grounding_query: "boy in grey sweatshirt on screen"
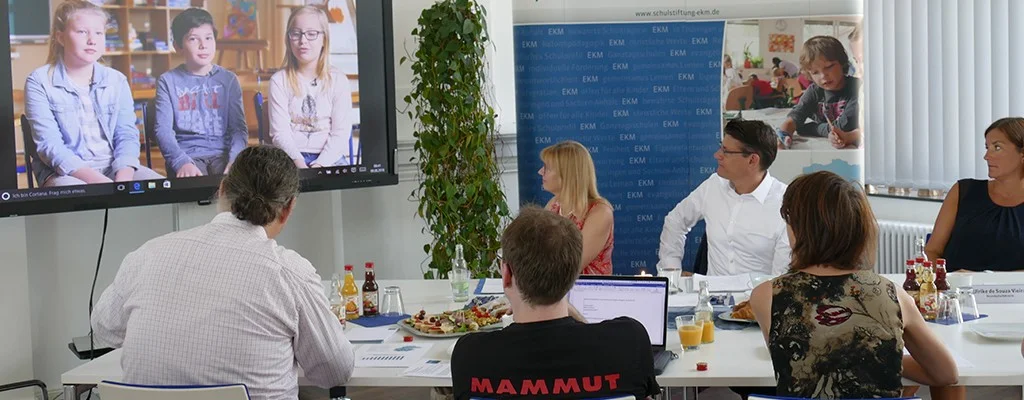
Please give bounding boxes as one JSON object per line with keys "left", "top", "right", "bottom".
{"left": 154, "top": 8, "right": 248, "bottom": 178}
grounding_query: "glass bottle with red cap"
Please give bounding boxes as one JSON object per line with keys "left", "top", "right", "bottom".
{"left": 902, "top": 259, "right": 920, "bottom": 308}
{"left": 934, "top": 259, "right": 949, "bottom": 292}
{"left": 362, "top": 262, "right": 379, "bottom": 316}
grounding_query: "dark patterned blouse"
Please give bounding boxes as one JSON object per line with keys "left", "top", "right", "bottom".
{"left": 769, "top": 271, "right": 904, "bottom": 399}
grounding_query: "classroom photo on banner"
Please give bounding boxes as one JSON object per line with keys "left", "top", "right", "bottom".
{"left": 722, "top": 16, "right": 862, "bottom": 153}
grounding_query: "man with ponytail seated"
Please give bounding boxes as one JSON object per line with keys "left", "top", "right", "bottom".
{"left": 91, "top": 146, "right": 355, "bottom": 400}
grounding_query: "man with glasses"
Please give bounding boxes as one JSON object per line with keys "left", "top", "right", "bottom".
{"left": 452, "top": 206, "right": 661, "bottom": 400}
{"left": 657, "top": 119, "right": 791, "bottom": 277}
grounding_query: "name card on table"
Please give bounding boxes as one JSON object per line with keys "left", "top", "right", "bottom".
{"left": 972, "top": 284, "right": 1024, "bottom": 304}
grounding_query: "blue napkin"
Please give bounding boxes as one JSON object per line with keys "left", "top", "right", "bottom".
{"left": 928, "top": 313, "right": 988, "bottom": 325}
{"left": 347, "top": 314, "right": 411, "bottom": 328}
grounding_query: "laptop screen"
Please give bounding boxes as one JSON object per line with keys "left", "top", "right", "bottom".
{"left": 567, "top": 276, "right": 669, "bottom": 347}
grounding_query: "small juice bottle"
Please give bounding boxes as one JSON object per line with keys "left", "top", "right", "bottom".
{"left": 701, "top": 317, "right": 715, "bottom": 343}
{"left": 342, "top": 265, "right": 360, "bottom": 320}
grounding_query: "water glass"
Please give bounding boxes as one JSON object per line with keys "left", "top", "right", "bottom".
{"left": 958, "top": 288, "right": 980, "bottom": 320}
{"left": 449, "top": 268, "right": 471, "bottom": 302}
{"left": 660, "top": 267, "right": 682, "bottom": 293}
{"left": 678, "top": 276, "right": 694, "bottom": 293}
{"left": 380, "top": 286, "right": 405, "bottom": 317}
{"left": 938, "top": 292, "right": 963, "bottom": 324}
{"left": 675, "top": 315, "right": 703, "bottom": 352}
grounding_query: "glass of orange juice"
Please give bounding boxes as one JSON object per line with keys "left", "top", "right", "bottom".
{"left": 675, "top": 315, "right": 703, "bottom": 352}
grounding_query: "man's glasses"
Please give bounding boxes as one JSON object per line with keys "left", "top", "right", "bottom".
{"left": 717, "top": 143, "right": 751, "bottom": 156}
{"left": 288, "top": 30, "right": 324, "bottom": 42}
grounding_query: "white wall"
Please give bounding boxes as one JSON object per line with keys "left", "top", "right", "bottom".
{"left": 0, "top": 218, "right": 32, "bottom": 399}
{"left": 760, "top": 18, "right": 804, "bottom": 68}
{"left": 869, "top": 196, "right": 941, "bottom": 226}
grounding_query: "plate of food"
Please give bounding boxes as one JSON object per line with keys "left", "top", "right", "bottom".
{"left": 718, "top": 300, "right": 758, "bottom": 323}
{"left": 399, "top": 298, "right": 511, "bottom": 338}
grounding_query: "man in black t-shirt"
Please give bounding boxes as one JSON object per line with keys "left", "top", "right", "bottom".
{"left": 451, "top": 206, "right": 660, "bottom": 400}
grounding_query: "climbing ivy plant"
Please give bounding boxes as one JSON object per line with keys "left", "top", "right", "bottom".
{"left": 402, "top": 0, "right": 509, "bottom": 279}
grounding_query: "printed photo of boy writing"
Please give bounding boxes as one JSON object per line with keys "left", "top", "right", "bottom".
{"left": 777, "top": 35, "right": 861, "bottom": 149}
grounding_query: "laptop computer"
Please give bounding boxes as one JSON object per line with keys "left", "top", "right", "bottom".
{"left": 567, "top": 275, "right": 674, "bottom": 374}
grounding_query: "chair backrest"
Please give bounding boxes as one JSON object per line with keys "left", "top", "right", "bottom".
{"left": 693, "top": 232, "right": 709, "bottom": 275}
{"left": 140, "top": 102, "right": 152, "bottom": 168}
{"left": 99, "top": 381, "right": 250, "bottom": 400}
{"left": 725, "top": 84, "right": 754, "bottom": 110}
{"left": 748, "top": 396, "right": 920, "bottom": 400}
{"left": 19, "top": 114, "right": 36, "bottom": 188}
{"left": 253, "top": 92, "right": 267, "bottom": 145}
{"left": 0, "top": 379, "right": 48, "bottom": 400}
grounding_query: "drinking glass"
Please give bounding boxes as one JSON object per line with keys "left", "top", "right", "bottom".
{"left": 380, "top": 286, "right": 405, "bottom": 317}
{"left": 660, "top": 266, "right": 682, "bottom": 293}
{"left": 675, "top": 315, "right": 703, "bottom": 352}
{"left": 678, "top": 276, "right": 693, "bottom": 293}
{"left": 449, "top": 268, "right": 471, "bottom": 302}
{"left": 958, "top": 288, "right": 980, "bottom": 320}
{"left": 938, "top": 292, "right": 963, "bottom": 324}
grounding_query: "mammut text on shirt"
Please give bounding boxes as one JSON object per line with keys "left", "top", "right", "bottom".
{"left": 452, "top": 316, "right": 660, "bottom": 400}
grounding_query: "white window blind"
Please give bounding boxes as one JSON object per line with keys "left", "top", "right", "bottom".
{"left": 864, "top": 0, "right": 1024, "bottom": 190}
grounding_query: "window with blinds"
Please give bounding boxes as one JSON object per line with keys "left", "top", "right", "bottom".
{"left": 863, "top": 0, "right": 1024, "bottom": 192}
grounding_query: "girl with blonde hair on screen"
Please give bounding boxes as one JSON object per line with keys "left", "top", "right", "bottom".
{"left": 24, "top": 0, "right": 163, "bottom": 187}
{"left": 539, "top": 141, "right": 614, "bottom": 275}
{"left": 269, "top": 6, "right": 355, "bottom": 169}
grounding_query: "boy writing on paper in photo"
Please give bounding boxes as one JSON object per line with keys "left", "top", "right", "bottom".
{"left": 154, "top": 8, "right": 248, "bottom": 178}
{"left": 777, "top": 36, "right": 861, "bottom": 150}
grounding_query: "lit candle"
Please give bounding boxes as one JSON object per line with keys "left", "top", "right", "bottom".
{"left": 638, "top": 270, "right": 651, "bottom": 277}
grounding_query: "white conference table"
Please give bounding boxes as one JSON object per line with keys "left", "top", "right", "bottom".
{"left": 62, "top": 275, "right": 1024, "bottom": 397}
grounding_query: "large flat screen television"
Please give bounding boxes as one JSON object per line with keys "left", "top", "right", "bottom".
{"left": 0, "top": 0, "right": 396, "bottom": 217}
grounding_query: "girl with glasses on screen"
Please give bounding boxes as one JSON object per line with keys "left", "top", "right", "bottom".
{"left": 24, "top": 0, "right": 164, "bottom": 187}
{"left": 269, "top": 6, "right": 356, "bottom": 169}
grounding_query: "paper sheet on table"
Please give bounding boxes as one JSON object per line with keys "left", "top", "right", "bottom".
{"left": 355, "top": 343, "right": 432, "bottom": 368}
{"left": 692, "top": 274, "right": 751, "bottom": 292}
{"left": 476, "top": 279, "right": 504, "bottom": 294}
{"left": 669, "top": 293, "right": 699, "bottom": 307}
{"left": 903, "top": 347, "right": 975, "bottom": 368}
{"left": 403, "top": 359, "right": 452, "bottom": 378}
{"left": 345, "top": 326, "right": 399, "bottom": 343}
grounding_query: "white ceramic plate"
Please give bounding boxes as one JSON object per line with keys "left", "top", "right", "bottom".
{"left": 718, "top": 312, "right": 758, "bottom": 324}
{"left": 969, "top": 323, "right": 1024, "bottom": 341}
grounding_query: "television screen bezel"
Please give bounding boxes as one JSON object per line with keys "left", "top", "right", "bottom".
{"left": 0, "top": 0, "right": 397, "bottom": 217}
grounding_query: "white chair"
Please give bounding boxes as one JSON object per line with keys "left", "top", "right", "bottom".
{"left": 98, "top": 381, "right": 250, "bottom": 400}
{"left": 748, "top": 396, "right": 919, "bottom": 400}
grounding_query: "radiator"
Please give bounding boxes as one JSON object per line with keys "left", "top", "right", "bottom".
{"left": 876, "top": 220, "right": 932, "bottom": 274}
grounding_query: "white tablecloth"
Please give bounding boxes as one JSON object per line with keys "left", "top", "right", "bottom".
{"left": 62, "top": 275, "right": 1024, "bottom": 388}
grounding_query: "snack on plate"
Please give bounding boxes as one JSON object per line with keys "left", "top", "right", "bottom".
{"left": 731, "top": 300, "right": 755, "bottom": 320}
{"left": 404, "top": 305, "right": 503, "bottom": 335}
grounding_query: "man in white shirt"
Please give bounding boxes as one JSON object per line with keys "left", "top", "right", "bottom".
{"left": 91, "top": 146, "right": 354, "bottom": 400}
{"left": 658, "top": 119, "right": 791, "bottom": 276}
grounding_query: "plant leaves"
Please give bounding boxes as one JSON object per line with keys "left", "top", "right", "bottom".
{"left": 407, "top": 0, "right": 508, "bottom": 279}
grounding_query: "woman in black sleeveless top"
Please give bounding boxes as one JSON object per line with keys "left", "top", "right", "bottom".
{"left": 927, "top": 118, "right": 1024, "bottom": 271}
